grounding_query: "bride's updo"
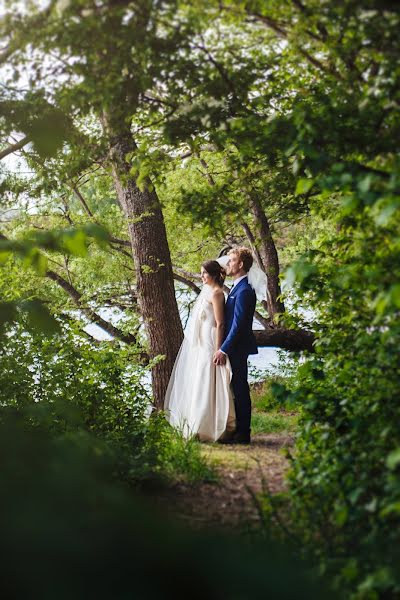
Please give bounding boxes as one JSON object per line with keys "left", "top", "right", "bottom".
{"left": 202, "top": 260, "right": 226, "bottom": 288}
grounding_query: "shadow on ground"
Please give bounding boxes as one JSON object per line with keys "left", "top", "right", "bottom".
{"left": 154, "top": 432, "right": 294, "bottom": 531}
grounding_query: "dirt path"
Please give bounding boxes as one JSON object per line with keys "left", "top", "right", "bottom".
{"left": 158, "top": 433, "right": 294, "bottom": 532}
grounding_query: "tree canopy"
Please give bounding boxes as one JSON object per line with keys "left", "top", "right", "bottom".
{"left": 1, "top": 0, "right": 399, "bottom": 597}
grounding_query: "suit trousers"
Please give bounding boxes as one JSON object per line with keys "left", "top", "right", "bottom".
{"left": 229, "top": 351, "right": 251, "bottom": 436}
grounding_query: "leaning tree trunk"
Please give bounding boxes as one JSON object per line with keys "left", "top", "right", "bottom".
{"left": 248, "top": 194, "right": 285, "bottom": 321}
{"left": 104, "top": 117, "right": 183, "bottom": 408}
{"left": 254, "top": 327, "right": 315, "bottom": 352}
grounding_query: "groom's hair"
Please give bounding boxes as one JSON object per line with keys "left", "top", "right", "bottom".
{"left": 229, "top": 247, "right": 253, "bottom": 272}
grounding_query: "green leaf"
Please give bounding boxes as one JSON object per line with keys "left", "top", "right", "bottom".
{"left": 358, "top": 174, "right": 373, "bottom": 194}
{"left": 389, "top": 284, "right": 400, "bottom": 309}
{"left": 340, "top": 195, "right": 360, "bottom": 216}
{"left": 295, "top": 178, "right": 314, "bottom": 195}
{"left": 0, "top": 301, "right": 18, "bottom": 327}
{"left": 386, "top": 448, "right": 400, "bottom": 470}
{"left": 82, "top": 224, "right": 111, "bottom": 245}
{"left": 62, "top": 230, "right": 88, "bottom": 257}
{"left": 21, "top": 300, "right": 61, "bottom": 334}
{"left": 30, "top": 250, "right": 49, "bottom": 275}
{"left": 285, "top": 257, "right": 317, "bottom": 287}
{"left": 348, "top": 487, "right": 363, "bottom": 505}
{"left": 0, "top": 250, "right": 11, "bottom": 264}
{"left": 334, "top": 505, "right": 348, "bottom": 527}
{"left": 372, "top": 196, "right": 400, "bottom": 226}
{"left": 380, "top": 502, "right": 400, "bottom": 517}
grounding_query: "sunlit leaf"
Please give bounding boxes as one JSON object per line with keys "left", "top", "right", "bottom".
{"left": 295, "top": 178, "right": 314, "bottom": 196}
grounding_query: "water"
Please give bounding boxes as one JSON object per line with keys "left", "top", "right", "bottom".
{"left": 84, "top": 308, "right": 283, "bottom": 387}
{"left": 249, "top": 348, "right": 281, "bottom": 370}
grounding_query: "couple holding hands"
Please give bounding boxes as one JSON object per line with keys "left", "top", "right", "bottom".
{"left": 165, "top": 247, "right": 267, "bottom": 445}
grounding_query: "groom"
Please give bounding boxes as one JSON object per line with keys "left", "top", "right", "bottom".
{"left": 213, "top": 247, "right": 258, "bottom": 444}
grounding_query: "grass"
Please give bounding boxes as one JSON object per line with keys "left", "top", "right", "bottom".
{"left": 251, "top": 376, "right": 291, "bottom": 412}
{"left": 201, "top": 446, "right": 253, "bottom": 469}
{"left": 165, "top": 376, "right": 299, "bottom": 481}
{"left": 198, "top": 407, "right": 296, "bottom": 475}
{"left": 249, "top": 375, "right": 299, "bottom": 435}
{"left": 251, "top": 410, "right": 298, "bottom": 435}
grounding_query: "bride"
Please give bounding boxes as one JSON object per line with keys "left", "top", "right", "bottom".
{"left": 164, "top": 260, "right": 236, "bottom": 442}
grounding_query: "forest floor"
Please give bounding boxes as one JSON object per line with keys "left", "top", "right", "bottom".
{"left": 159, "top": 429, "right": 295, "bottom": 532}
{"left": 155, "top": 382, "right": 298, "bottom": 533}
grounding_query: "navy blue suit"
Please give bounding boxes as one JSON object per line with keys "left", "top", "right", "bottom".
{"left": 221, "top": 277, "right": 258, "bottom": 437}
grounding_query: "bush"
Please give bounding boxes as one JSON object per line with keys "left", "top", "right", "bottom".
{"left": 0, "top": 407, "right": 333, "bottom": 599}
{"left": 265, "top": 208, "right": 400, "bottom": 598}
{"left": 252, "top": 361, "right": 301, "bottom": 413}
{"left": 0, "top": 322, "right": 211, "bottom": 487}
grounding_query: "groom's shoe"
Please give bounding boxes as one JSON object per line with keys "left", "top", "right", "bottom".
{"left": 219, "top": 432, "right": 251, "bottom": 445}
{"left": 218, "top": 431, "right": 236, "bottom": 444}
{"left": 231, "top": 432, "right": 251, "bottom": 445}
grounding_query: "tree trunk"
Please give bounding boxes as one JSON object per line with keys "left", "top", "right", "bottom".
{"left": 254, "top": 327, "right": 315, "bottom": 352}
{"left": 103, "top": 118, "right": 183, "bottom": 408}
{"left": 248, "top": 195, "right": 285, "bottom": 321}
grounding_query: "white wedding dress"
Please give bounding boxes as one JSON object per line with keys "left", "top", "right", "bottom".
{"left": 164, "top": 284, "right": 236, "bottom": 442}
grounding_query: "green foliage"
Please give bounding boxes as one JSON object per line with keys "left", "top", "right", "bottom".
{"left": 0, "top": 224, "right": 112, "bottom": 334}
{"left": 0, "top": 322, "right": 210, "bottom": 487}
{"left": 1, "top": 0, "right": 400, "bottom": 596}
{"left": 0, "top": 224, "right": 111, "bottom": 265}
{"left": 252, "top": 373, "right": 300, "bottom": 412}
{"left": 0, "top": 298, "right": 61, "bottom": 334}
{"left": 270, "top": 159, "right": 400, "bottom": 598}
{"left": 0, "top": 405, "right": 333, "bottom": 599}
{"left": 141, "top": 412, "right": 216, "bottom": 485}
{"left": 251, "top": 411, "right": 298, "bottom": 436}
{"left": 0, "top": 92, "right": 73, "bottom": 158}
{"left": 251, "top": 374, "right": 299, "bottom": 435}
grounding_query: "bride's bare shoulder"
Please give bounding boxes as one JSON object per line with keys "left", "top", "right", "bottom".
{"left": 210, "top": 287, "right": 224, "bottom": 301}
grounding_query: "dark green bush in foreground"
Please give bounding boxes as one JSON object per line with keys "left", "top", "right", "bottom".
{"left": 0, "top": 322, "right": 211, "bottom": 487}
{"left": 267, "top": 201, "right": 400, "bottom": 598}
{"left": 0, "top": 407, "right": 333, "bottom": 599}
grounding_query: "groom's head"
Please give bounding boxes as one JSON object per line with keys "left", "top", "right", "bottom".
{"left": 226, "top": 247, "right": 253, "bottom": 278}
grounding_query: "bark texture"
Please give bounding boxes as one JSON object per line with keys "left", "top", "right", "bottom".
{"left": 248, "top": 195, "right": 285, "bottom": 320}
{"left": 254, "top": 327, "right": 315, "bottom": 352}
{"left": 104, "top": 119, "right": 183, "bottom": 408}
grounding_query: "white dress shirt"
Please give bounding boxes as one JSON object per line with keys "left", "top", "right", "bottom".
{"left": 231, "top": 274, "right": 247, "bottom": 289}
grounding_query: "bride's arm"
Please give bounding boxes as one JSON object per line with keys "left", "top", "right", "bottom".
{"left": 211, "top": 290, "right": 225, "bottom": 351}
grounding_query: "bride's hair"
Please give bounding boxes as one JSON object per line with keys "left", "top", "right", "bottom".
{"left": 202, "top": 260, "right": 226, "bottom": 287}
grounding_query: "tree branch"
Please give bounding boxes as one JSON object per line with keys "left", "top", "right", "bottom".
{"left": 221, "top": 4, "right": 344, "bottom": 81}
{"left": 0, "top": 230, "right": 147, "bottom": 359}
{"left": 173, "top": 266, "right": 202, "bottom": 284}
{"left": 71, "top": 185, "right": 94, "bottom": 217}
{"left": 191, "top": 39, "right": 237, "bottom": 95}
{"left": 0, "top": 135, "right": 31, "bottom": 160}
{"left": 173, "top": 271, "right": 201, "bottom": 293}
{"left": 69, "top": 184, "right": 134, "bottom": 257}
{"left": 45, "top": 269, "right": 148, "bottom": 358}
{"left": 254, "top": 327, "right": 315, "bottom": 352}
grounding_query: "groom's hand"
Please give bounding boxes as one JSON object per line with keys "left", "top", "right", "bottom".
{"left": 213, "top": 350, "right": 226, "bottom": 365}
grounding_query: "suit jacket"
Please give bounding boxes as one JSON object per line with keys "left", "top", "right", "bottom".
{"left": 220, "top": 277, "right": 258, "bottom": 356}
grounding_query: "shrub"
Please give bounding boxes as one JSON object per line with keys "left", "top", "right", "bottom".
{"left": 0, "top": 322, "right": 211, "bottom": 487}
